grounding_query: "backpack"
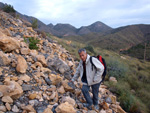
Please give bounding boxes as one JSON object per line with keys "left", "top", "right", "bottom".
{"left": 90, "top": 55, "right": 107, "bottom": 82}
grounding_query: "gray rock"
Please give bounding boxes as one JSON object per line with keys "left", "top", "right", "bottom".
{"left": 87, "top": 110, "right": 97, "bottom": 113}
{"left": 43, "top": 54, "right": 49, "bottom": 59}
{"left": 68, "top": 81, "right": 76, "bottom": 89}
{"left": 29, "top": 100, "right": 39, "bottom": 106}
{"left": 0, "top": 75, "right": 5, "bottom": 82}
{"left": 18, "top": 96, "right": 29, "bottom": 105}
{"left": 36, "top": 106, "right": 47, "bottom": 113}
{"left": 0, "top": 92, "right": 3, "bottom": 97}
{"left": 22, "top": 84, "right": 32, "bottom": 91}
{"left": 45, "top": 77, "right": 52, "bottom": 85}
{"left": 47, "top": 57, "right": 70, "bottom": 74}
{"left": 43, "top": 41, "right": 48, "bottom": 46}
{"left": 105, "top": 97, "right": 112, "bottom": 104}
{"left": 0, "top": 56, "right": 4, "bottom": 66}
{"left": 12, "top": 105, "right": 19, "bottom": 113}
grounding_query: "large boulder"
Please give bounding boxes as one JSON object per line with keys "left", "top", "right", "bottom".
{"left": 62, "top": 80, "right": 75, "bottom": 92}
{"left": 55, "top": 102, "right": 76, "bottom": 113}
{"left": 0, "top": 51, "right": 10, "bottom": 66}
{"left": 47, "top": 57, "right": 71, "bottom": 79}
{"left": 109, "top": 77, "right": 117, "bottom": 83}
{"left": 42, "top": 107, "right": 53, "bottom": 113}
{"left": 48, "top": 74, "right": 62, "bottom": 85}
{"left": 0, "top": 81, "right": 23, "bottom": 99}
{"left": 20, "top": 48, "right": 29, "bottom": 55}
{"left": 0, "top": 32, "right": 20, "bottom": 52}
{"left": 2, "top": 96, "right": 13, "bottom": 103}
{"left": 37, "top": 55, "right": 47, "bottom": 66}
{"left": 61, "top": 96, "right": 76, "bottom": 107}
{"left": 110, "top": 104, "right": 126, "bottom": 113}
{"left": 16, "top": 55, "right": 28, "bottom": 73}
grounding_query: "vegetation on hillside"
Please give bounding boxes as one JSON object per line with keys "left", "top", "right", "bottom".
{"left": 2, "top": 4, "right": 16, "bottom": 17}
{"left": 47, "top": 33, "right": 150, "bottom": 113}
{"left": 64, "top": 25, "right": 150, "bottom": 53}
{"left": 2, "top": 4, "right": 16, "bottom": 13}
{"left": 24, "top": 37, "right": 40, "bottom": 50}
{"left": 121, "top": 41, "right": 150, "bottom": 61}
{"left": 32, "top": 18, "right": 38, "bottom": 29}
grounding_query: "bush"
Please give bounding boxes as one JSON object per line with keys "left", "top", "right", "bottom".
{"left": 32, "top": 19, "right": 38, "bottom": 29}
{"left": 2, "top": 4, "right": 16, "bottom": 17}
{"left": 24, "top": 37, "right": 40, "bottom": 50}
{"left": 84, "top": 45, "right": 95, "bottom": 54}
{"left": 2, "top": 4, "right": 16, "bottom": 13}
{"left": 106, "top": 57, "right": 128, "bottom": 79}
{"left": 106, "top": 81, "right": 147, "bottom": 113}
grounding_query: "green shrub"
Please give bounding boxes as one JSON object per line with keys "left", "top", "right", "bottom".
{"left": 84, "top": 45, "right": 95, "bottom": 54}
{"left": 2, "top": 4, "right": 16, "bottom": 13}
{"left": 24, "top": 37, "right": 40, "bottom": 50}
{"left": 106, "top": 81, "right": 147, "bottom": 113}
{"left": 2, "top": 4, "right": 16, "bottom": 17}
{"left": 106, "top": 57, "right": 128, "bottom": 79}
{"left": 32, "top": 19, "right": 38, "bottom": 29}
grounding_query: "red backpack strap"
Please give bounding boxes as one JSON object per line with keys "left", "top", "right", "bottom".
{"left": 97, "top": 55, "right": 105, "bottom": 69}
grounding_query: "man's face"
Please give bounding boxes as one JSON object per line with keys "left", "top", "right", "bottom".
{"left": 79, "top": 51, "right": 87, "bottom": 62}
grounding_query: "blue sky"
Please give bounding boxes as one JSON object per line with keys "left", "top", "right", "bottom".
{"left": 1, "top": 0, "right": 150, "bottom": 28}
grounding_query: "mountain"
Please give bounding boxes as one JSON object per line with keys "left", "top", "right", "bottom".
{"left": 77, "top": 21, "right": 112, "bottom": 35}
{"left": 65, "top": 24, "right": 150, "bottom": 53}
{"left": 0, "top": 2, "right": 113, "bottom": 37}
{"left": 86, "top": 21, "right": 112, "bottom": 33}
{"left": 52, "top": 23, "right": 77, "bottom": 37}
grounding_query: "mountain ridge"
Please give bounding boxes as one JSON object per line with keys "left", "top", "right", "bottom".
{"left": 0, "top": 2, "right": 113, "bottom": 37}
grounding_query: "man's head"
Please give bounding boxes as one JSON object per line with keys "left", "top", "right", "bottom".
{"left": 78, "top": 48, "right": 87, "bottom": 62}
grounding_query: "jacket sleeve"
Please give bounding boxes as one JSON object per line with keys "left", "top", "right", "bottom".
{"left": 72, "top": 63, "right": 81, "bottom": 81}
{"left": 92, "top": 57, "right": 104, "bottom": 81}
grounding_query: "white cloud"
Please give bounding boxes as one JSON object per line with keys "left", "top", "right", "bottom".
{"left": 1, "top": 0, "right": 150, "bottom": 28}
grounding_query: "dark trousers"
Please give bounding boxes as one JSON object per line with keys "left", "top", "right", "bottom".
{"left": 81, "top": 82, "right": 101, "bottom": 105}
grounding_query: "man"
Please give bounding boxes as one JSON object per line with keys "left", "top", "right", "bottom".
{"left": 72, "top": 48, "right": 104, "bottom": 110}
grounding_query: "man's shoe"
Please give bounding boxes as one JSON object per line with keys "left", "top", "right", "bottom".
{"left": 94, "top": 104, "right": 99, "bottom": 110}
{"left": 83, "top": 103, "right": 92, "bottom": 110}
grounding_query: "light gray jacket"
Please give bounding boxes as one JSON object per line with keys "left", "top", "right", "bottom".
{"left": 72, "top": 54, "right": 104, "bottom": 86}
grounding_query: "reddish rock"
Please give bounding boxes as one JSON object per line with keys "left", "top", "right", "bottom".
{"left": 20, "top": 48, "right": 29, "bottom": 55}
{"left": 16, "top": 55, "right": 27, "bottom": 73}
{"left": 48, "top": 74, "right": 62, "bottom": 85}
{"left": 0, "top": 36, "right": 20, "bottom": 52}
{"left": 2, "top": 96, "right": 13, "bottom": 103}
{"left": 61, "top": 96, "right": 76, "bottom": 107}
{"left": 42, "top": 107, "right": 53, "bottom": 113}
{"left": 57, "top": 86, "right": 65, "bottom": 94}
{"left": 55, "top": 102, "right": 76, "bottom": 113}
{"left": 0, "top": 51, "right": 11, "bottom": 66}
{"left": 37, "top": 55, "right": 47, "bottom": 66}
{"left": 0, "top": 81, "right": 23, "bottom": 99}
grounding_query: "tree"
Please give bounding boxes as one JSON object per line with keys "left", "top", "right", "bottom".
{"left": 24, "top": 37, "right": 40, "bottom": 50}
{"left": 2, "top": 4, "right": 16, "bottom": 17}
{"left": 32, "top": 18, "right": 38, "bottom": 29}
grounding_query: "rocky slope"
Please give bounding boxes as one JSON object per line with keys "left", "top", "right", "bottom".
{"left": 0, "top": 11, "right": 126, "bottom": 113}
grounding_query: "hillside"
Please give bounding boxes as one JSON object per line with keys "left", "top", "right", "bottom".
{"left": 49, "top": 34, "right": 150, "bottom": 113}
{"left": 121, "top": 41, "right": 150, "bottom": 61}
{"left": 64, "top": 24, "right": 150, "bottom": 53}
{"left": 0, "top": 10, "right": 127, "bottom": 113}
